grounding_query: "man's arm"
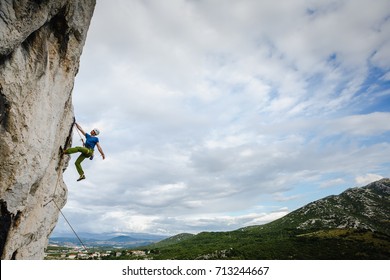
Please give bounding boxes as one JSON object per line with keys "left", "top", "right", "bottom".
{"left": 96, "top": 142, "right": 105, "bottom": 159}
{"left": 75, "top": 123, "right": 86, "bottom": 136}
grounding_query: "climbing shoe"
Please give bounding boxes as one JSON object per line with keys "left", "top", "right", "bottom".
{"left": 77, "top": 174, "right": 86, "bottom": 182}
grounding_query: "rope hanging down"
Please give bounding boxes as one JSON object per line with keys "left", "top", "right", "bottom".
{"left": 44, "top": 169, "right": 87, "bottom": 250}
{"left": 43, "top": 175, "right": 87, "bottom": 251}
{"left": 74, "top": 120, "right": 85, "bottom": 146}
{"left": 52, "top": 200, "right": 87, "bottom": 251}
{"left": 43, "top": 118, "right": 87, "bottom": 250}
{"left": 44, "top": 118, "right": 75, "bottom": 203}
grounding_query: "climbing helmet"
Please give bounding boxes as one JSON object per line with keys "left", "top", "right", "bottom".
{"left": 93, "top": 128, "right": 100, "bottom": 135}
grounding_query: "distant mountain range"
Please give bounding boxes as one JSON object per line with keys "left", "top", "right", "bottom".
{"left": 49, "top": 232, "right": 168, "bottom": 248}
{"left": 141, "top": 178, "right": 390, "bottom": 259}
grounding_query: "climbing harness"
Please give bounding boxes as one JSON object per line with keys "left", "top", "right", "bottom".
{"left": 74, "top": 120, "right": 94, "bottom": 160}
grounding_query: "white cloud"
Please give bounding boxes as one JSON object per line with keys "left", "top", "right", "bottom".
{"left": 327, "top": 112, "right": 390, "bottom": 136}
{"left": 355, "top": 173, "right": 384, "bottom": 186}
{"left": 320, "top": 178, "right": 346, "bottom": 189}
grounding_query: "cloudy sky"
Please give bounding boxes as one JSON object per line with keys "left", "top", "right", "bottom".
{"left": 53, "top": 0, "right": 390, "bottom": 237}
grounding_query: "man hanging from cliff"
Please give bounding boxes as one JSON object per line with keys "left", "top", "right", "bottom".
{"left": 63, "top": 122, "right": 106, "bottom": 181}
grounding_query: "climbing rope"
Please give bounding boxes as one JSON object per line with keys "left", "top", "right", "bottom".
{"left": 52, "top": 199, "right": 87, "bottom": 251}
{"left": 48, "top": 119, "right": 78, "bottom": 199}
{"left": 74, "top": 121, "right": 85, "bottom": 146}
{"left": 49, "top": 118, "right": 77, "bottom": 199}
{"left": 43, "top": 175, "right": 87, "bottom": 251}
{"left": 50, "top": 163, "right": 63, "bottom": 202}
{"left": 43, "top": 118, "right": 87, "bottom": 250}
{"left": 43, "top": 167, "right": 87, "bottom": 251}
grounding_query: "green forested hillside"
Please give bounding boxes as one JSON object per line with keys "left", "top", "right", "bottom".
{"left": 140, "top": 179, "right": 390, "bottom": 260}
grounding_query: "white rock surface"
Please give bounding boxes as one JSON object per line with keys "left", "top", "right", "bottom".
{"left": 0, "top": 0, "right": 95, "bottom": 259}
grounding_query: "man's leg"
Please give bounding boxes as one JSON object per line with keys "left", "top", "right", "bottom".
{"left": 64, "top": 146, "right": 89, "bottom": 155}
{"left": 64, "top": 146, "right": 91, "bottom": 181}
{"left": 75, "top": 153, "right": 88, "bottom": 176}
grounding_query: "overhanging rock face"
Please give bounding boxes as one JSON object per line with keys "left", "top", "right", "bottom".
{"left": 0, "top": 0, "right": 95, "bottom": 259}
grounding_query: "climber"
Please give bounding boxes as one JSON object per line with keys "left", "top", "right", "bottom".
{"left": 63, "top": 122, "right": 106, "bottom": 181}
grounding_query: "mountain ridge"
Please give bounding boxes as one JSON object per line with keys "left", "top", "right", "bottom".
{"left": 263, "top": 178, "right": 390, "bottom": 235}
{"left": 140, "top": 178, "right": 390, "bottom": 259}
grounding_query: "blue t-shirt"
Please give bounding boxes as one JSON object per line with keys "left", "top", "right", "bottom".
{"left": 85, "top": 133, "right": 99, "bottom": 150}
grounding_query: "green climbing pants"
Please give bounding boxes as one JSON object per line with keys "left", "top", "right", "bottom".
{"left": 65, "top": 146, "right": 93, "bottom": 176}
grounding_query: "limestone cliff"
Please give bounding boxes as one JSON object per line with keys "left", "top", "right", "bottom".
{"left": 0, "top": 0, "right": 95, "bottom": 259}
